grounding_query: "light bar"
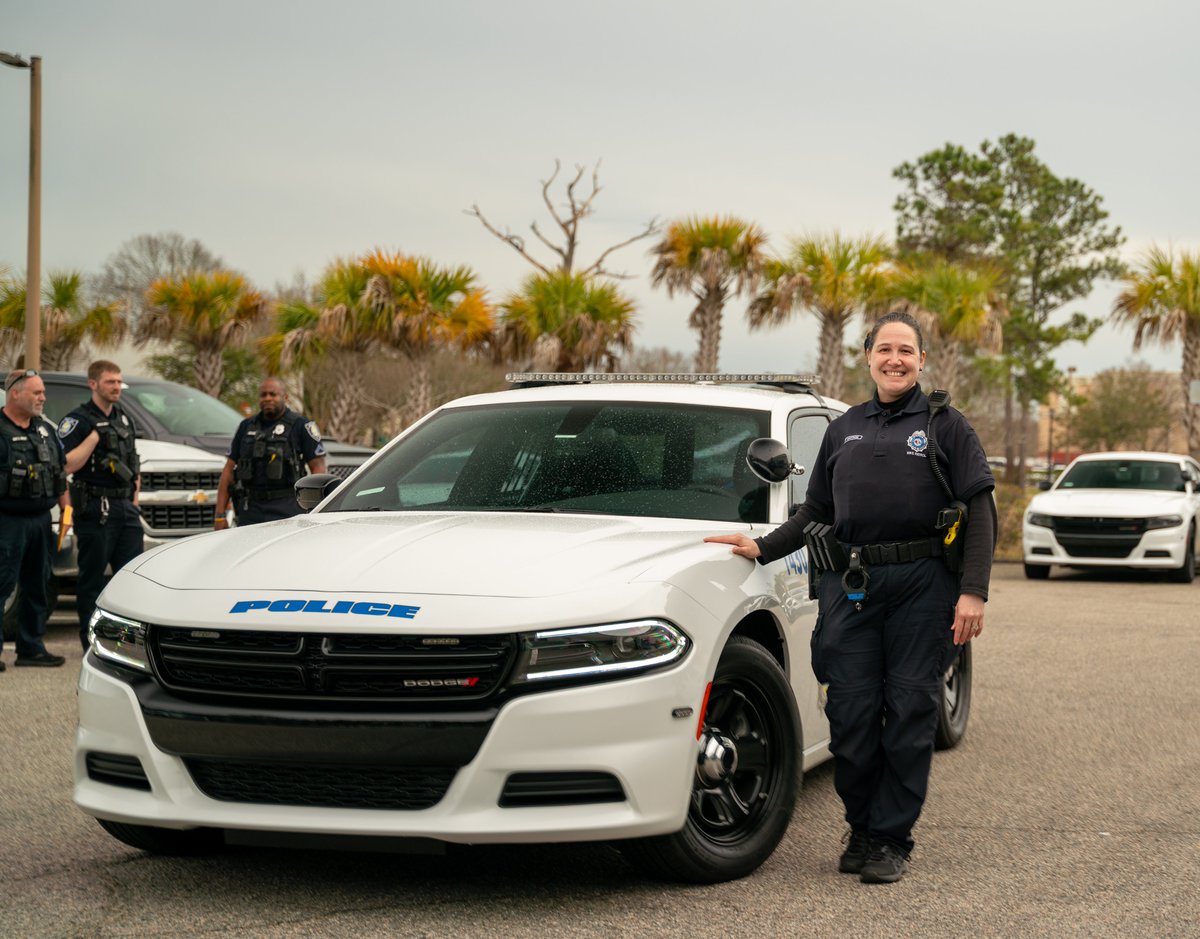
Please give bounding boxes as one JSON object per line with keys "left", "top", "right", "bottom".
{"left": 507, "top": 372, "right": 819, "bottom": 385}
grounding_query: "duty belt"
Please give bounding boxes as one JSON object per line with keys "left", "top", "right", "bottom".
{"left": 74, "top": 483, "right": 135, "bottom": 500}
{"left": 843, "top": 538, "right": 942, "bottom": 565}
{"left": 248, "top": 487, "right": 295, "bottom": 501}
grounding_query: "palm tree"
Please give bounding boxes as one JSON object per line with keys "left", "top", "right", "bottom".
{"left": 262, "top": 257, "right": 379, "bottom": 442}
{"left": 0, "top": 270, "right": 126, "bottom": 371}
{"left": 1112, "top": 246, "right": 1200, "bottom": 456}
{"left": 650, "top": 216, "right": 767, "bottom": 373}
{"left": 140, "top": 271, "right": 267, "bottom": 397}
{"left": 888, "top": 258, "right": 1006, "bottom": 392}
{"left": 360, "top": 250, "right": 494, "bottom": 425}
{"left": 500, "top": 271, "right": 635, "bottom": 372}
{"left": 748, "top": 233, "right": 891, "bottom": 401}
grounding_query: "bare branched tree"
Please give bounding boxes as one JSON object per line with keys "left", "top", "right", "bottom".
{"left": 466, "top": 160, "right": 658, "bottom": 280}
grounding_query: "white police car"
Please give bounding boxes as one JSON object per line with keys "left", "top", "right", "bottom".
{"left": 74, "top": 374, "right": 972, "bottom": 883}
{"left": 1022, "top": 451, "right": 1200, "bottom": 581}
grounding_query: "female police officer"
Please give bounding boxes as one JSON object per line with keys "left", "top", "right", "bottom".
{"left": 706, "top": 310, "right": 995, "bottom": 884}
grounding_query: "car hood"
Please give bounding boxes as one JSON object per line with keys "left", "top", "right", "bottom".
{"left": 124, "top": 511, "right": 740, "bottom": 598}
{"left": 1030, "top": 488, "right": 1188, "bottom": 517}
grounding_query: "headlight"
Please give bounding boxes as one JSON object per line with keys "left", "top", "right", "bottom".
{"left": 89, "top": 608, "right": 151, "bottom": 672}
{"left": 1145, "top": 515, "right": 1184, "bottom": 531}
{"left": 1026, "top": 512, "right": 1054, "bottom": 528}
{"left": 512, "top": 619, "right": 689, "bottom": 684}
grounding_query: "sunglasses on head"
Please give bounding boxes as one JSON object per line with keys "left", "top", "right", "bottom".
{"left": 4, "top": 368, "right": 39, "bottom": 392}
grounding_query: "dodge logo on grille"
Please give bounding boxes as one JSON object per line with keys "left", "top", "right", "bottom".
{"left": 403, "top": 678, "right": 480, "bottom": 688}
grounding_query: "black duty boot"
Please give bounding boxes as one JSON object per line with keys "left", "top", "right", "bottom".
{"left": 859, "top": 841, "right": 910, "bottom": 883}
{"left": 838, "top": 829, "right": 871, "bottom": 874}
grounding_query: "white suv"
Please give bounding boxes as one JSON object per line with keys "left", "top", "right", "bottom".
{"left": 74, "top": 374, "right": 972, "bottom": 882}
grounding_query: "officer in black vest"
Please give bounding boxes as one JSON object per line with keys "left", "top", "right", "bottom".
{"left": 215, "top": 377, "right": 326, "bottom": 528}
{"left": 59, "top": 360, "right": 145, "bottom": 652}
{"left": 1, "top": 369, "right": 68, "bottom": 668}
{"left": 706, "top": 311, "right": 996, "bottom": 885}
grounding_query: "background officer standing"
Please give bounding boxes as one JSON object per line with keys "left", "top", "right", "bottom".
{"left": 0, "top": 370, "right": 68, "bottom": 668}
{"left": 59, "top": 360, "right": 144, "bottom": 652}
{"left": 215, "top": 377, "right": 326, "bottom": 528}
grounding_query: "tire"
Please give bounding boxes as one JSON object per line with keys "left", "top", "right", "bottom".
{"left": 620, "top": 635, "right": 801, "bottom": 884}
{"left": 934, "top": 641, "right": 972, "bottom": 751}
{"left": 2, "top": 576, "right": 60, "bottom": 643}
{"left": 96, "top": 818, "right": 223, "bottom": 855}
{"left": 1167, "top": 525, "right": 1196, "bottom": 584}
{"left": 1023, "top": 563, "right": 1050, "bottom": 580}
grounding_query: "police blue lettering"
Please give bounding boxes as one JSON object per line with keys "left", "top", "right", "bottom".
{"left": 229, "top": 600, "right": 270, "bottom": 614}
{"left": 350, "top": 602, "right": 390, "bottom": 616}
{"left": 270, "top": 600, "right": 307, "bottom": 612}
{"left": 228, "top": 598, "right": 422, "bottom": 617}
{"left": 783, "top": 548, "right": 810, "bottom": 577}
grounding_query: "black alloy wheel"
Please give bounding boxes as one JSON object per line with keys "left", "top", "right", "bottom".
{"left": 934, "top": 640, "right": 972, "bottom": 750}
{"left": 621, "top": 635, "right": 801, "bottom": 883}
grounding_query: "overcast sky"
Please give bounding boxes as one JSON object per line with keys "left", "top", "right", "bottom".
{"left": 3, "top": 0, "right": 1197, "bottom": 381}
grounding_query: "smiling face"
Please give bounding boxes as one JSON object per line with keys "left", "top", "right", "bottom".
{"left": 867, "top": 321, "right": 926, "bottom": 403}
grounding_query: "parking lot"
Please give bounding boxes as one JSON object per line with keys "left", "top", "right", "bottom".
{"left": 1, "top": 563, "right": 1197, "bottom": 939}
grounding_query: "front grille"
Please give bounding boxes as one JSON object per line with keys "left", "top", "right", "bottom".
{"left": 150, "top": 628, "right": 517, "bottom": 706}
{"left": 86, "top": 752, "right": 151, "bottom": 791}
{"left": 143, "top": 504, "right": 216, "bottom": 530}
{"left": 141, "top": 471, "right": 221, "bottom": 491}
{"left": 499, "top": 772, "right": 626, "bottom": 808}
{"left": 185, "top": 758, "right": 455, "bottom": 809}
{"left": 327, "top": 463, "right": 358, "bottom": 479}
{"left": 1052, "top": 516, "right": 1145, "bottom": 559}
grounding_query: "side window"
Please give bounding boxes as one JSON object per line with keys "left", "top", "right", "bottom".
{"left": 42, "top": 383, "right": 86, "bottom": 425}
{"left": 787, "top": 410, "right": 832, "bottom": 509}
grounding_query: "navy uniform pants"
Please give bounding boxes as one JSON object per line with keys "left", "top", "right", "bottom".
{"left": 0, "top": 511, "right": 54, "bottom": 657}
{"left": 812, "top": 557, "right": 958, "bottom": 854}
{"left": 237, "top": 496, "right": 303, "bottom": 526}
{"left": 75, "top": 498, "right": 144, "bottom": 650}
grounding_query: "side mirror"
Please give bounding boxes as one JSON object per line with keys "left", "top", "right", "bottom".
{"left": 295, "top": 473, "right": 341, "bottom": 512}
{"left": 746, "top": 438, "right": 804, "bottom": 484}
{"left": 1037, "top": 480, "right": 1052, "bottom": 491}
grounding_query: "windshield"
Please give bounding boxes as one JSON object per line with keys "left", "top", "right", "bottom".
{"left": 1057, "top": 459, "right": 1187, "bottom": 492}
{"left": 322, "top": 400, "right": 772, "bottom": 522}
{"left": 124, "top": 382, "right": 243, "bottom": 436}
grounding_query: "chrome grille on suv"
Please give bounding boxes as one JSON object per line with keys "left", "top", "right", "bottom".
{"left": 149, "top": 627, "right": 517, "bottom": 706}
{"left": 142, "top": 504, "right": 217, "bottom": 530}
{"left": 140, "top": 471, "right": 221, "bottom": 490}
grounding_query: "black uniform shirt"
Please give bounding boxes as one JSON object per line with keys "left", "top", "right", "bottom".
{"left": 759, "top": 385, "right": 994, "bottom": 557}
{"left": 226, "top": 408, "right": 325, "bottom": 470}
{"left": 57, "top": 400, "right": 139, "bottom": 489}
{"left": 0, "top": 410, "right": 65, "bottom": 515}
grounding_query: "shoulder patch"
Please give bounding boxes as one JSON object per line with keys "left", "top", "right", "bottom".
{"left": 57, "top": 416, "right": 79, "bottom": 438}
{"left": 305, "top": 421, "right": 322, "bottom": 442}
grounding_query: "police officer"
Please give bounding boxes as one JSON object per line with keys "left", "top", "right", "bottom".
{"left": 59, "top": 360, "right": 145, "bottom": 652}
{"left": 0, "top": 370, "right": 68, "bottom": 668}
{"left": 706, "top": 310, "right": 995, "bottom": 884}
{"left": 215, "top": 377, "right": 326, "bottom": 527}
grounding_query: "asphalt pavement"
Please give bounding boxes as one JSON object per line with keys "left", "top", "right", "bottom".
{"left": 1, "top": 563, "right": 1197, "bottom": 938}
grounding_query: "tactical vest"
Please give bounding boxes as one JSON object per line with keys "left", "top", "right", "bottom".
{"left": 0, "top": 415, "right": 67, "bottom": 501}
{"left": 81, "top": 405, "right": 141, "bottom": 496}
{"left": 235, "top": 411, "right": 305, "bottom": 498}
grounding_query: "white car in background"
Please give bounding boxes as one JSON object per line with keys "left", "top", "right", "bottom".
{"left": 1022, "top": 451, "right": 1200, "bottom": 581}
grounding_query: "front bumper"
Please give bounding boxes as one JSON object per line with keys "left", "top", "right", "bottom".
{"left": 74, "top": 649, "right": 706, "bottom": 844}
{"left": 1022, "top": 520, "right": 1190, "bottom": 569}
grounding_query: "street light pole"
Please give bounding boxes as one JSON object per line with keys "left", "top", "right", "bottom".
{"left": 1, "top": 51, "right": 41, "bottom": 370}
